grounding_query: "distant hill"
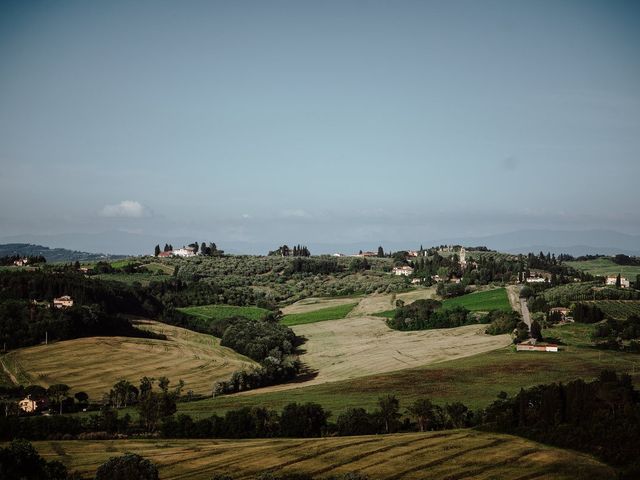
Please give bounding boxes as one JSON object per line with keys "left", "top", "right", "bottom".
{"left": 0, "top": 243, "right": 127, "bottom": 263}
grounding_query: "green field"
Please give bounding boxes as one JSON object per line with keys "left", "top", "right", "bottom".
{"left": 589, "top": 301, "right": 640, "bottom": 320}
{"left": 31, "top": 431, "right": 613, "bottom": 480}
{"left": 176, "top": 322, "right": 640, "bottom": 418}
{"left": 441, "top": 288, "right": 511, "bottom": 312}
{"left": 281, "top": 303, "right": 358, "bottom": 326}
{"left": 567, "top": 258, "right": 640, "bottom": 279}
{"left": 179, "top": 304, "right": 270, "bottom": 322}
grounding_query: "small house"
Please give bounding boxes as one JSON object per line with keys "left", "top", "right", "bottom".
{"left": 392, "top": 266, "right": 414, "bottom": 276}
{"left": 53, "top": 295, "right": 74, "bottom": 309}
{"left": 18, "top": 395, "right": 48, "bottom": 413}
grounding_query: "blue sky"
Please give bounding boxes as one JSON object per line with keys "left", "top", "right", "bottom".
{"left": 1, "top": 0, "right": 639, "bottom": 251}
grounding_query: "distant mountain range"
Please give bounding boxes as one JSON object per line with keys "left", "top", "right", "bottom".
{"left": 1, "top": 228, "right": 638, "bottom": 257}
{"left": 0, "top": 243, "right": 126, "bottom": 263}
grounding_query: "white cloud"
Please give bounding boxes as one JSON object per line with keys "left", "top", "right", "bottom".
{"left": 241, "top": 213, "right": 251, "bottom": 219}
{"left": 100, "top": 200, "right": 148, "bottom": 218}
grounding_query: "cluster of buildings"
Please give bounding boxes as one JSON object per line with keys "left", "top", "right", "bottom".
{"left": 605, "top": 275, "right": 630, "bottom": 289}
{"left": 158, "top": 246, "right": 197, "bottom": 258}
{"left": 13, "top": 257, "right": 29, "bottom": 266}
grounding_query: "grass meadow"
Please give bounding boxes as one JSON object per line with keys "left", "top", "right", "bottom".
{"left": 441, "top": 288, "right": 511, "bottom": 311}
{"left": 281, "top": 303, "right": 358, "bottom": 326}
{"left": 566, "top": 258, "right": 640, "bottom": 279}
{"left": 178, "top": 304, "right": 271, "bottom": 322}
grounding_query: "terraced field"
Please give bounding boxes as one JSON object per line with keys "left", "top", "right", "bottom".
{"left": 32, "top": 431, "right": 614, "bottom": 479}
{"left": 1, "top": 320, "right": 256, "bottom": 398}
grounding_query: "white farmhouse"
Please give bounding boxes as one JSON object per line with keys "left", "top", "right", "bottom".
{"left": 392, "top": 266, "right": 414, "bottom": 276}
{"left": 173, "top": 247, "right": 196, "bottom": 257}
{"left": 53, "top": 295, "right": 74, "bottom": 309}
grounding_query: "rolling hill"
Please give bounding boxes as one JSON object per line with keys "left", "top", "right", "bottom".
{"left": 33, "top": 430, "right": 614, "bottom": 479}
{"left": 1, "top": 320, "right": 256, "bottom": 398}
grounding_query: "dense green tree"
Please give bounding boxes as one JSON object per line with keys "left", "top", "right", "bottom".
{"left": 154, "top": 245, "right": 161, "bottom": 256}
{"left": 336, "top": 407, "right": 378, "bottom": 435}
{"left": 0, "top": 439, "right": 68, "bottom": 480}
{"left": 377, "top": 395, "right": 401, "bottom": 433}
{"left": 280, "top": 403, "right": 329, "bottom": 437}
{"left": 530, "top": 319, "right": 543, "bottom": 342}
{"left": 74, "top": 391, "right": 89, "bottom": 405}
{"left": 95, "top": 453, "right": 159, "bottom": 480}
{"left": 47, "top": 384, "right": 70, "bottom": 415}
{"left": 407, "top": 398, "right": 436, "bottom": 432}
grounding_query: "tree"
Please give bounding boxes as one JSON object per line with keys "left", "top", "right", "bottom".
{"left": 377, "top": 395, "right": 401, "bottom": 433}
{"left": 530, "top": 319, "right": 543, "bottom": 342}
{"left": 154, "top": 245, "right": 161, "bottom": 257}
{"left": 137, "top": 377, "right": 180, "bottom": 432}
{"left": 0, "top": 439, "right": 68, "bottom": 480}
{"left": 377, "top": 246, "right": 384, "bottom": 257}
{"left": 514, "top": 321, "right": 530, "bottom": 343}
{"left": 47, "top": 384, "right": 70, "bottom": 415}
{"left": 74, "top": 391, "right": 89, "bottom": 405}
{"left": 280, "top": 402, "right": 329, "bottom": 437}
{"left": 445, "top": 402, "right": 471, "bottom": 428}
{"left": 111, "top": 380, "right": 133, "bottom": 408}
{"left": 95, "top": 453, "right": 159, "bottom": 480}
{"left": 407, "top": 398, "right": 435, "bottom": 432}
{"left": 616, "top": 274, "right": 621, "bottom": 288}
{"left": 336, "top": 408, "right": 378, "bottom": 435}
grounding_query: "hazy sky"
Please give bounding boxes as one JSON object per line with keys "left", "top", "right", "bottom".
{"left": 1, "top": 0, "right": 639, "bottom": 249}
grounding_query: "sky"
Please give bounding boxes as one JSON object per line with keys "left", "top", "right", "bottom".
{"left": 1, "top": 0, "right": 639, "bottom": 253}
